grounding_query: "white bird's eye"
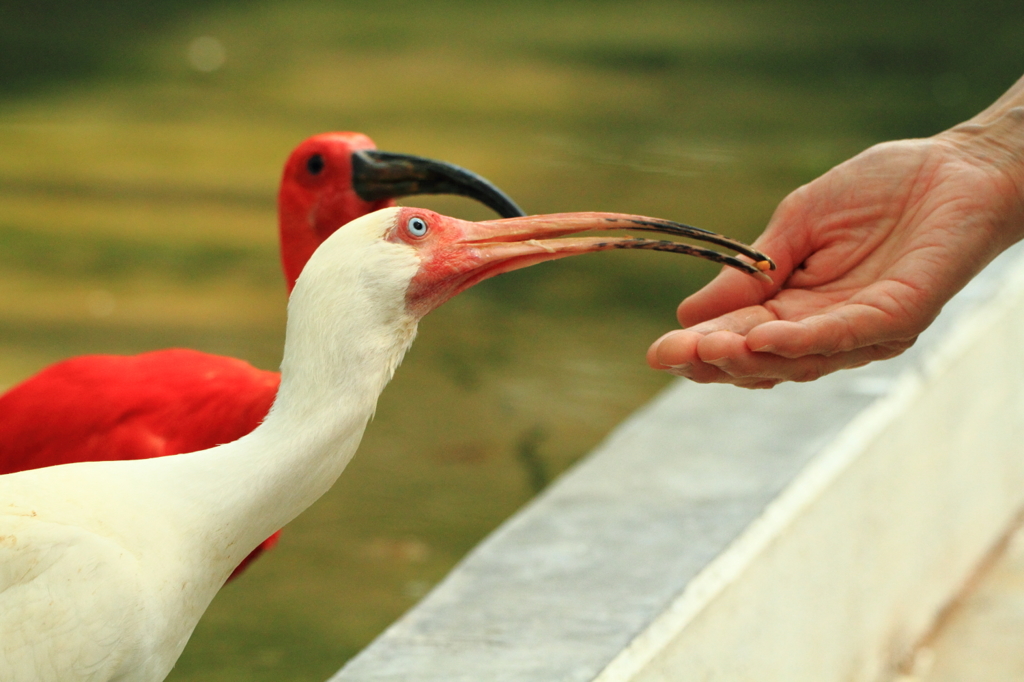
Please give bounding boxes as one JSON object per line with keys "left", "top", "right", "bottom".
{"left": 407, "top": 216, "right": 429, "bottom": 237}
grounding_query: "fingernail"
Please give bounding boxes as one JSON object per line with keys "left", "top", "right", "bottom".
{"left": 705, "top": 357, "right": 728, "bottom": 367}
{"left": 667, "top": 363, "right": 691, "bottom": 374}
{"left": 752, "top": 343, "right": 776, "bottom": 353}
{"left": 648, "top": 334, "right": 671, "bottom": 370}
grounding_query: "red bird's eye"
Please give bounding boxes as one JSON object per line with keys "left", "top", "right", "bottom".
{"left": 406, "top": 217, "right": 429, "bottom": 238}
{"left": 306, "top": 154, "right": 325, "bottom": 175}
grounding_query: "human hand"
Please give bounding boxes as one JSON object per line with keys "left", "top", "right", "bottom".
{"left": 647, "top": 111, "right": 1024, "bottom": 389}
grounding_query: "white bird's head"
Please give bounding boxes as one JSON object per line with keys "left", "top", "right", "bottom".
{"left": 282, "top": 205, "right": 774, "bottom": 405}
{"left": 301, "top": 205, "right": 773, "bottom": 316}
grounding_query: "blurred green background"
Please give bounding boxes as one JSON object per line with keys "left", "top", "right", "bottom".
{"left": 1, "top": 1, "right": 1021, "bottom": 680}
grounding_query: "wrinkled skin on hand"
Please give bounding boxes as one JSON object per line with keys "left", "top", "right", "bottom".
{"left": 648, "top": 93, "right": 1024, "bottom": 389}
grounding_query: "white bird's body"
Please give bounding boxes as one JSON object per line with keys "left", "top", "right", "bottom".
{"left": 0, "top": 206, "right": 771, "bottom": 681}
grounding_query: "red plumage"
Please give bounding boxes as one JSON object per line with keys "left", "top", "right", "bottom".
{"left": 0, "top": 350, "right": 279, "bottom": 470}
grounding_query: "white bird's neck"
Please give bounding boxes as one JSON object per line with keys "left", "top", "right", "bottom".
{"left": 161, "top": 217, "right": 421, "bottom": 581}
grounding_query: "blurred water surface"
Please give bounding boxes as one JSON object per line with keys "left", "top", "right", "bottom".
{"left": 1, "top": 1, "right": 1022, "bottom": 680}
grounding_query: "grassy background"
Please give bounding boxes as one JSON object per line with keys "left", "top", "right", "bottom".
{"left": 1, "top": 1, "right": 1022, "bottom": 680}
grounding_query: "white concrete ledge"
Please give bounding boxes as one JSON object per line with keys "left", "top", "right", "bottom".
{"left": 329, "top": 245, "right": 1024, "bottom": 682}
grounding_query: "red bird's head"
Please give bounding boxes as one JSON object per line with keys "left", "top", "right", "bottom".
{"left": 278, "top": 132, "right": 523, "bottom": 291}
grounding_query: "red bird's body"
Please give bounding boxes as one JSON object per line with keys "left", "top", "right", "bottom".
{"left": 0, "top": 350, "right": 279, "bottom": 470}
{"left": 0, "top": 132, "right": 523, "bottom": 580}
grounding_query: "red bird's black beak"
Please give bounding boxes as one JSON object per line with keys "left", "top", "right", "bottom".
{"left": 351, "top": 150, "right": 525, "bottom": 219}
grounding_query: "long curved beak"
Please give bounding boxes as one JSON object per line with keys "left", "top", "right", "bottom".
{"left": 409, "top": 211, "right": 774, "bottom": 315}
{"left": 462, "top": 213, "right": 773, "bottom": 274}
{"left": 352, "top": 150, "right": 525, "bottom": 219}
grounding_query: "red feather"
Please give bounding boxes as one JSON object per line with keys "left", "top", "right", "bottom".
{"left": 0, "top": 350, "right": 279, "bottom": 470}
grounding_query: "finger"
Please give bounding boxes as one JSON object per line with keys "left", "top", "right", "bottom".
{"left": 733, "top": 377, "right": 783, "bottom": 390}
{"left": 677, "top": 197, "right": 813, "bottom": 327}
{"left": 677, "top": 267, "right": 774, "bottom": 327}
{"left": 648, "top": 331, "right": 740, "bottom": 382}
{"left": 648, "top": 306, "right": 777, "bottom": 369}
{"left": 686, "top": 305, "right": 779, "bottom": 335}
{"left": 647, "top": 329, "right": 701, "bottom": 369}
{"left": 647, "top": 332, "right": 783, "bottom": 388}
{"left": 697, "top": 333, "right": 910, "bottom": 383}
{"left": 647, "top": 330, "right": 741, "bottom": 383}
{"left": 745, "top": 301, "right": 920, "bottom": 357}
{"left": 651, "top": 335, "right": 778, "bottom": 385}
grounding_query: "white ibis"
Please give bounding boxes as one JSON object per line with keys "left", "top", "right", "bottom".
{"left": 0, "top": 206, "right": 772, "bottom": 682}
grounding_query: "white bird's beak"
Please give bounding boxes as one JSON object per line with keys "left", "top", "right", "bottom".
{"left": 402, "top": 211, "right": 774, "bottom": 316}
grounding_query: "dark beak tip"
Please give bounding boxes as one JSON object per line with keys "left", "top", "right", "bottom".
{"left": 352, "top": 150, "right": 525, "bottom": 219}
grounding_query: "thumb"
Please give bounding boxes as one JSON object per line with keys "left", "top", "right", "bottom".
{"left": 677, "top": 267, "right": 772, "bottom": 327}
{"left": 679, "top": 197, "right": 814, "bottom": 327}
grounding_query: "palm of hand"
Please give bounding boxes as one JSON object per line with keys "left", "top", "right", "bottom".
{"left": 649, "top": 136, "right": 1019, "bottom": 388}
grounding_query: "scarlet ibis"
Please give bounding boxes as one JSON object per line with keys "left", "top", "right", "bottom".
{"left": 0, "top": 132, "right": 523, "bottom": 580}
{"left": 0, "top": 206, "right": 771, "bottom": 682}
